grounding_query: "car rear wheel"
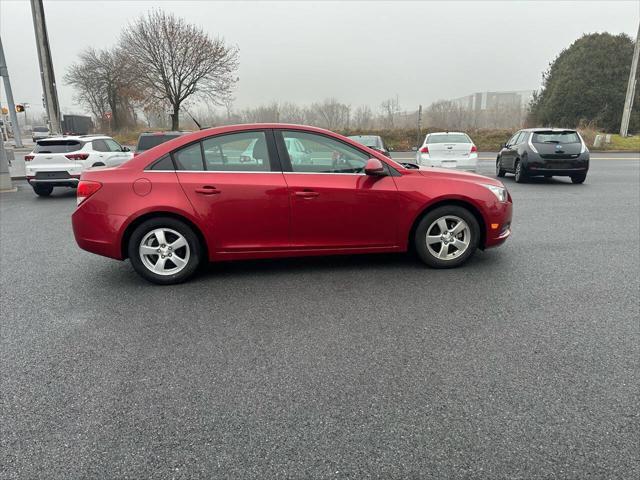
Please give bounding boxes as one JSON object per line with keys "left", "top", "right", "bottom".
{"left": 514, "top": 160, "right": 527, "bottom": 183}
{"left": 32, "top": 184, "right": 53, "bottom": 197}
{"left": 496, "top": 158, "right": 506, "bottom": 177}
{"left": 571, "top": 173, "right": 587, "bottom": 184}
{"left": 128, "top": 217, "right": 202, "bottom": 285}
{"left": 414, "top": 206, "right": 480, "bottom": 268}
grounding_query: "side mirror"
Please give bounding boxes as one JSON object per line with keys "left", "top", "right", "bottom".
{"left": 501, "top": 143, "right": 507, "bottom": 149}
{"left": 364, "top": 158, "right": 386, "bottom": 176}
{"left": 122, "top": 146, "right": 131, "bottom": 152}
{"left": 387, "top": 146, "right": 393, "bottom": 152}
{"left": 411, "top": 146, "right": 418, "bottom": 152}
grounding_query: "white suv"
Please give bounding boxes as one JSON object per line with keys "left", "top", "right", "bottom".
{"left": 25, "top": 135, "right": 133, "bottom": 196}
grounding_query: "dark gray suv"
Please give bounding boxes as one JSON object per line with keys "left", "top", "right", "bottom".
{"left": 496, "top": 128, "right": 589, "bottom": 184}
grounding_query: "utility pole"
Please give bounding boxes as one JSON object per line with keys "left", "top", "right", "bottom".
{"left": 620, "top": 22, "right": 640, "bottom": 137}
{"left": 0, "top": 127, "right": 13, "bottom": 191}
{"left": 30, "top": 0, "right": 62, "bottom": 135}
{"left": 0, "top": 37, "right": 24, "bottom": 148}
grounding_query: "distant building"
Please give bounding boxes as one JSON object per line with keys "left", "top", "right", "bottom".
{"left": 452, "top": 90, "right": 534, "bottom": 112}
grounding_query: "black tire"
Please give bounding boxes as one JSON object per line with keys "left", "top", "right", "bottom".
{"left": 32, "top": 184, "right": 53, "bottom": 197}
{"left": 496, "top": 157, "right": 506, "bottom": 177}
{"left": 414, "top": 205, "right": 480, "bottom": 269}
{"left": 571, "top": 174, "right": 587, "bottom": 184}
{"left": 128, "top": 217, "right": 203, "bottom": 285}
{"left": 514, "top": 160, "right": 528, "bottom": 183}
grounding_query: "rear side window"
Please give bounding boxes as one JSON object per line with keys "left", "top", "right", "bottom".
{"left": 137, "top": 134, "right": 182, "bottom": 152}
{"left": 173, "top": 143, "right": 204, "bottom": 171}
{"left": 92, "top": 139, "right": 109, "bottom": 152}
{"left": 532, "top": 131, "right": 580, "bottom": 144}
{"left": 149, "top": 155, "right": 174, "bottom": 171}
{"left": 34, "top": 140, "right": 82, "bottom": 153}
{"left": 202, "top": 131, "right": 272, "bottom": 172}
{"left": 427, "top": 134, "right": 471, "bottom": 144}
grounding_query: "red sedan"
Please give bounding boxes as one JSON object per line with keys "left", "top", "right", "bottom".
{"left": 72, "top": 124, "right": 512, "bottom": 284}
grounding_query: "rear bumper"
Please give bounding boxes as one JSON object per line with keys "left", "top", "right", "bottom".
{"left": 72, "top": 206, "right": 127, "bottom": 260}
{"left": 27, "top": 177, "right": 80, "bottom": 188}
{"left": 419, "top": 155, "right": 479, "bottom": 171}
{"left": 526, "top": 166, "right": 588, "bottom": 176}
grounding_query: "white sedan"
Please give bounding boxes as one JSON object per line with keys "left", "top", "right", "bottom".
{"left": 416, "top": 132, "right": 478, "bottom": 172}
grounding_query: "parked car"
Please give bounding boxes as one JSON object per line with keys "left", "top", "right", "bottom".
{"left": 31, "top": 126, "right": 49, "bottom": 142}
{"left": 416, "top": 132, "right": 478, "bottom": 172}
{"left": 496, "top": 128, "right": 589, "bottom": 183}
{"left": 348, "top": 135, "right": 391, "bottom": 157}
{"left": 72, "top": 124, "right": 512, "bottom": 284}
{"left": 25, "top": 135, "right": 133, "bottom": 196}
{"left": 134, "top": 131, "right": 187, "bottom": 156}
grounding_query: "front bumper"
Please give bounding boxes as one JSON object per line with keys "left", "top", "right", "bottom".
{"left": 484, "top": 200, "right": 513, "bottom": 249}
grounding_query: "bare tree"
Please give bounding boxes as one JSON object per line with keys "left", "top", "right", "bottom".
{"left": 353, "top": 105, "right": 373, "bottom": 129}
{"left": 380, "top": 96, "right": 401, "bottom": 128}
{"left": 311, "top": 98, "right": 350, "bottom": 130}
{"left": 120, "top": 9, "right": 239, "bottom": 130}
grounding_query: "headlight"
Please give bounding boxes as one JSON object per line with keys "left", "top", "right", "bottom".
{"left": 482, "top": 184, "right": 508, "bottom": 202}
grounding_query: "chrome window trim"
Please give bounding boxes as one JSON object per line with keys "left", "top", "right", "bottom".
{"left": 143, "top": 170, "right": 367, "bottom": 175}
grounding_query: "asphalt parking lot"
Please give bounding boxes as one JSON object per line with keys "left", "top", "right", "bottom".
{"left": 1, "top": 157, "right": 639, "bottom": 479}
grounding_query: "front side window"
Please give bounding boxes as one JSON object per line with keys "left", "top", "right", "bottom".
{"left": 282, "top": 131, "right": 369, "bottom": 173}
{"left": 507, "top": 132, "right": 521, "bottom": 146}
{"left": 105, "top": 139, "right": 123, "bottom": 152}
{"left": 92, "top": 139, "right": 109, "bottom": 152}
{"left": 202, "top": 131, "right": 272, "bottom": 172}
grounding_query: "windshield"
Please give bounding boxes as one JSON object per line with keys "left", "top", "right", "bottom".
{"left": 349, "top": 136, "right": 382, "bottom": 148}
{"left": 33, "top": 127, "right": 49, "bottom": 132}
{"left": 532, "top": 131, "right": 580, "bottom": 144}
{"left": 137, "top": 133, "right": 183, "bottom": 151}
{"left": 34, "top": 140, "right": 82, "bottom": 153}
{"left": 427, "top": 134, "right": 471, "bottom": 144}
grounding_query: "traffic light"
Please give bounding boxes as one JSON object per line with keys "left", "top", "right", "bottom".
{"left": 16, "top": 104, "right": 25, "bottom": 113}
{"left": 1, "top": 107, "right": 7, "bottom": 115}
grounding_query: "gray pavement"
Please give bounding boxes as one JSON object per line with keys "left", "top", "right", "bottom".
{"left": 1, "top": 159, "right": 639, "bottom": 479}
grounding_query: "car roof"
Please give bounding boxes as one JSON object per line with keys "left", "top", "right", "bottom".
{"left": 521, "top": 128, "right": 577, "bottom": 132}
{"left": 38, "top": 134, "right": 112, "bottom": 141}
{"left": 139, "top": 131, "right": 189, "bottom": 136}
{"left": 428, "top": 132, "right": 467, "bottom": 136}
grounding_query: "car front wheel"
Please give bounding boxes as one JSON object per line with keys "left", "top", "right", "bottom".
{"left": 128, "top": 217, "right": 203, "bottom": 284}
{"left": 414, "top": 206, "right": 480, "bottom": 268}
{"left": 496, "top": 158, "right": 506, "bottom": 177}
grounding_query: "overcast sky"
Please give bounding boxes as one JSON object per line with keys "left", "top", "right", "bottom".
{"left": 1, "top": 0, "right": 638, "bottom": 117}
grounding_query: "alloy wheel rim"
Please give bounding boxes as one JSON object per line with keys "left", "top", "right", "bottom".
{"left": 426, "top": 215, "right": 471, "bottom": 261}
{"left": 515, "top": 162, "right": 521, "bottom": 179}
{"left": 139, "top": 228, "right": 190, "bottom": 276}
{"left": 496, "top": 161, "right": 501, "bottom": 174}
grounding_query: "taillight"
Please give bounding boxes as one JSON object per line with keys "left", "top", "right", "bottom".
{"left": 25, "top": 155, "right": 34, "bottom": 161}
{"left": 76, "top": 180, "right": 102, "bottom": 206}
{"left": 66, "top": 153, "right": 90, "bottom": 161}
{"left": 419, "top": 146, "right": 429, "bottom": 154}
{"left": 470, "top": 145, "right": 478, "bottom": 153}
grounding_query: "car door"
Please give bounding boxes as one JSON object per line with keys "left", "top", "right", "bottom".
{"left": 502, "top": 131, "right": 522, "bottom": 170}
{"left": 277, "top": 129, "right": 399, "bottom": 249}
{"left": 174, "top": 130, "right": 290, "bottom": 252}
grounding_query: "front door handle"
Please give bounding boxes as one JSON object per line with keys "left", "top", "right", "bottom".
{"left": 195, "top": 185, "right": 221, "bottom": 195}
{"left": 294, "top": 191, "right": 319, "bottom": 198}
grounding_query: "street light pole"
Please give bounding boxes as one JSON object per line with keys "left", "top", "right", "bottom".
{"left": 0, "top": 37, "right": 24, "bottom": 148}
{"left": 30, "top": 0, "right": 62, "bottom": 135}
{"left": 620, "top": 22, "right": 640, "bottom": 137}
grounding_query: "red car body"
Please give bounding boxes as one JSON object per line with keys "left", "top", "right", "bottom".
{"left": 72, "top": 124, "right": 511, "bottom": 266}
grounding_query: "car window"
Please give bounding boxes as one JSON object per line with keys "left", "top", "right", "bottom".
{"left": 173, "top": 142, "right": 205, "bottom": 171}
{"left": 202, "top": 131, "right": 272, "bottom": 172}
{"left": 532, "top": 131, "right": 580, "bottom": 144}
{"left": 92, "top": 139, "right": 109, "bottom": 152}
{"left": 427, "top": 134, "right": 471, "bottom": 144}
{"left": 149, "top": 155, "right": 174, "bottom": 171}
{"left": 33, "top": 126, "right": 48, "bottom": 132}
{"left": 507, "top": 132, "right": 520, "bottom": 146}
{"left": 105, "top": 139, "right": 123, "bottom": 152}
{"left": 283, "top": 131, "right": 369, "bottom": 174}
{"left": 34, "top": 140, "right": 82, "bottom": 153}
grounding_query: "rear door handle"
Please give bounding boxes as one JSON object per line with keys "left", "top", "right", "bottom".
{"left": 195, "top": 185, "right": 221, "bottom": 195}
{"left": 294, "top": 191, "right": 319, "bottom": 198}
